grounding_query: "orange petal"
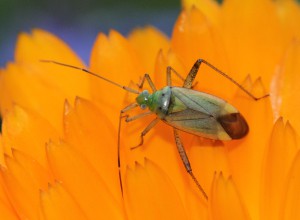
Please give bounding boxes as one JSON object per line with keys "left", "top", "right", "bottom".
{"left": 90, "top": 30, "right": 144, "bottom": 126}
{"left": 182, "top": 0, "right": 221, "bottom": 25}
{"left": 128, "top": 26, "right": 170, "bottom": 75}
{"left": 153, "top": 48, "right": 187, "bottom": 89}
{"left": 153, "top": 49, "right": 170, "bottom": 89}
{"left": 0, "top": 135, "right": 5, "bottom": 167}
{"left": 261, "top": 118, "right": 298, "bottom": 220}
{"left": 39, "top": 182, "right": 87, "bottom": 220}
{"left": 1, "top": 156, "right": 40, "bottom": 220}
{"left": 275, "top": 0, "right": 300, "bottom": 43}
{"left": 11, "top": 149, "right": 54, "bottom": 191}
{"left": 2, "top": 105, "right": 59, "bottom": 169}
{"left": 189, "top": 139, "right": 231, "bottom": 199}
{"left": 0, "top": 172, "right": 18, "bottom": 219}
{"left": 124, "top": 159, "right": 188, "bottom": 220}
{"left": 172, "top": 7, "right": 227, "bottom": 71}
{"left": 63, "top": 97, "right": 121, "bottom": 201}
{"left": 120, "top": 119, "right": 196, "bottom": 203}
{"left": 15, "top": 29, "right": 82, "bottom": 64}
{"left": 0, "top": 199, "right": 18, "bottom": 220}
{"left": 220, "top": 0, "right": 284, "bottom": 86}
{"left": 272, "top": 41, "right": 300, "bottom": 133}
{"left": 226, "top": 77, "right": 273, "bottom": 219}
{"left": 46, "top": 141, "right": 125, "bottom": 219}
{"left": 171, "top": 7, "right": 236, "bottom": 99}
{"left": 210, "top": 173, "right": 250, "bottom": 220}
{"left": 0, "top": 30, "right": 91, "bottom": 133}
{"left": 280, "top": 150, "right": 300, "bottom": 220}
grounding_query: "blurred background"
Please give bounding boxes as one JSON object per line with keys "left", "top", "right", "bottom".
{"left": 0, "top": 0, "right": 181, "bottom": 66}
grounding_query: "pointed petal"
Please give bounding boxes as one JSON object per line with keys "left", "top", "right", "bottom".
{"left": 39, "top": 182, "right": 88, "bottom": 220}
{"left": 0, "top": 30, "right": 91, "bottom": 133}
{"left": 0, "top": 171, "right": 19, "bottom": 219}
{"left": 89, "top": 30, "right": 144, "bottom": 125}
{"left": 46, "top": 141, "right": 125, "bottom": 219}
{"left": 63, "top": 97, "right": 121, "bottom": 201}
{"left": 261, "top": 118, "right": 298, "bottom": 220}
{"left": 11, "top": 150, "right": 54, "bottom": 191}
{"left": 172, "top": 7, "right": 227, "bottom": 71}
{"left": 128, "top": 26, "right": 170, "bottom": 75}
{"left": 171, "top": 7, "right": 234, "bottom": 99}
{"left": 210, "top": 173, "right": 250, "bottom": 220}
{"left": 226, "top": 77, "right": 273, "bottom": 219}
{"left": 2, "top": 106, "right": 59, "bottom": 169}
{"left": 1, "top": 157, "right": 40, "bottom": 220}
{"left": 182, "top": 0, "right": 220, "bottom": 25}
{"left": 220, "top": 0, "right": 284, "bottom": 86}
{"left": 124, "top": 159, "right": 188, "bottom": 220}
{"left": 15, "top": 29, "right": 82, "bottom": 64}
{"left": 272, "top": 41, "right": 300, "bottom": 133}
{"left": 189, "top": 139, "right": 231, "bottom": 199}
{"left": 281, "top": 150, "right": 300, "bottom": 220}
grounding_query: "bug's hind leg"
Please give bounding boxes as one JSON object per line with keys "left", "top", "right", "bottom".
{"left": 173, "top": 129, "right": 208, "bottom": 200}
{"left": 183, "top": 59, "right": 203, "bottom": 89}
{"left": 166, "top": 65, "right": 198, "bottom": 88}
{"left": 184, "top": 59, "right": 269, "bottom": 100}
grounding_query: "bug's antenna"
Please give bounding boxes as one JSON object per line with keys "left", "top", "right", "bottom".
{"left": 40, "top": 60, "right": 140, "bottom": 94}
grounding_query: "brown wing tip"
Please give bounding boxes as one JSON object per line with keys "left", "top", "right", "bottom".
{"left": 217, "top": 113, "right": 249, "bottom": 139}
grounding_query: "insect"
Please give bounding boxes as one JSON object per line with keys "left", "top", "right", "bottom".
{"left": 41, "top": 59, "right": 268, "bottom": 200}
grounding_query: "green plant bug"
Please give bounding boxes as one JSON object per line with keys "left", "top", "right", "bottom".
{"left": 41, "top": 59, "right": 268, "bottom": 200}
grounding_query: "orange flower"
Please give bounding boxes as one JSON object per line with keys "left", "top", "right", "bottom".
{"left": 0, "top": 0, "right": 300, "bottom": 219}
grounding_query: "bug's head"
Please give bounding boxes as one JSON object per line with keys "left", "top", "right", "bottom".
{"left": 136, "top": 90, "right": 150, "bottom": 110}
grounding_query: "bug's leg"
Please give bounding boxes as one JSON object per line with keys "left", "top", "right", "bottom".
{"left": 131, "top": 118, "right": 160, "bottom": 150}
{"left": 125, "top": 111, "right": 153, "bottom": 122}
{"left": 137, "top": 73, "right": 157, "bottom": 92}
{"left": 173, "top": 129, "right": 208, "bottom": 200}
{"left": 166, "top": 66, "right": 185, "bottom": 86}
{"left": 184, "top": 59, "right": 269, "bottom": 100}
{"left": 183, "top": 59, "right": 205, "bottom": 89}
{"left": 166, "top": 66, "right": 198, "bottom": 88}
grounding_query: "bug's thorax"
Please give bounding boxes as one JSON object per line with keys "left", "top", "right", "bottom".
{"left": 136, "top": 86, "right": 172, "bottom": 119}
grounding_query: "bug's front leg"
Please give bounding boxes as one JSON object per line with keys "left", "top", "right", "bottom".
{"left": 131, "top": 118, "right": 160, "bottom": 149}
{"left": 173, "top": 129, "right": 208, "bottom": 200}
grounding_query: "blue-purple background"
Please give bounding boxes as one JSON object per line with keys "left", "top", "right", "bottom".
{"left": 0, "top": 0, "right": 180, "bottom": 66}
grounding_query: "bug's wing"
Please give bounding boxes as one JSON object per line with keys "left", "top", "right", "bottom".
{"left": 164, "top": 108, "right": 232, "bottom": 140}
{"left": 163, "top": 87, "right": 248, "bottom": 140}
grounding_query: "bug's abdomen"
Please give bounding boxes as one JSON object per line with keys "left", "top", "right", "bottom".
{"left": 217, "top": 113, "right": 248, "bottom": 139}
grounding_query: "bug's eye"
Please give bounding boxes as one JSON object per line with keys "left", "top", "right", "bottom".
{"left": 142, "top": 90, "right": 149, "bottom": 96}
{"left": 140, "top": 104, "right": 147, "bottom": 109}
